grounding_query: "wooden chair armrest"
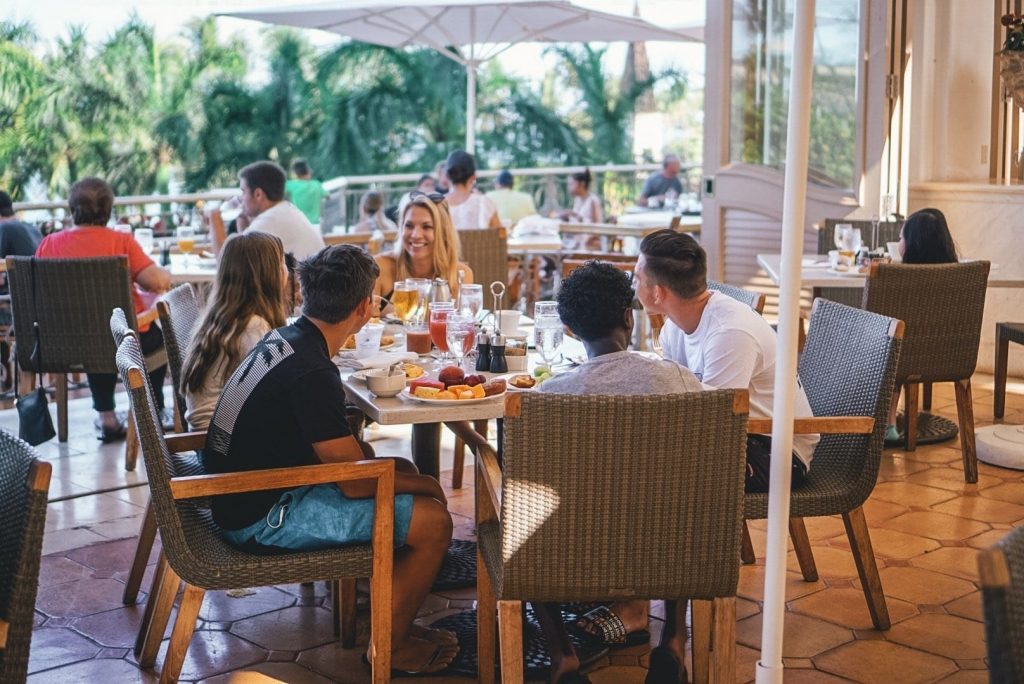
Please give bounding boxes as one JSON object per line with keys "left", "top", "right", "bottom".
{"left": 165, "top": 431, "right": 208, "bottom": 453}
{"left": 445, "top": 421, "right": 502, "bottom": 516}
{"left": 747, "top": 416, "right": 875, "bottom": 435}
{"left": 168, "top": 460, "right": 394, "bottom": 500}
{"left": 0, "top": 617, "right": 8, "bottom": 649}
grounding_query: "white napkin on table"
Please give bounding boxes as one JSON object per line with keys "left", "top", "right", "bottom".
{"left": 335, "top": 351, "right": 418, "bottom": 371}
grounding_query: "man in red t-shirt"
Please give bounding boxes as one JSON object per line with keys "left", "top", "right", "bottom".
{"left": 36, "top": 177, "right": 172, "bottom": 441}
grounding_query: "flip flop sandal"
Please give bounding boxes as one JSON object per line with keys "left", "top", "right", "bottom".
{"left": 411, "top": 623, "right": 459, "bottom": 646}
{"left": 574, "top": 605, "right": 650, "bottom": 648}
{"left": 361, "top": 642, "right": 459, "bottom": 678}
{"left": 645, "top": 645, "right": 686, "bottom": 684}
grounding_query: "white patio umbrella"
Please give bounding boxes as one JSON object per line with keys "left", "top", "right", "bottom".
{"left": 224, "top": 0, "right": 700, "bottom": 151}
{"left": 757, "top": 0, "right": 816, "bottom": 681}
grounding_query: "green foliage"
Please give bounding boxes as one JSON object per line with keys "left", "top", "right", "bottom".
{"left": 0, "top": 17, "right": 682, "bottom": 200}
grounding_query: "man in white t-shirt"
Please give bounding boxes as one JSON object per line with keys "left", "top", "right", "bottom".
{"left": 634, "top": 230, "right": 819, "bottom": 493}
{"left": 238, "top": 161, "right": 326, "bottom": 261}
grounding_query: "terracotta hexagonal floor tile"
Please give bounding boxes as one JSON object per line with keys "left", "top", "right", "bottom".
{"left": 737, "top": 565, "right": 825, "bottom": 603}
{"left": 736, "top": 612, "right": 853, "bottom": 658}
{"left": 830, "top": 527, "right": 939, "bottom": 560}
{"left": 736, "top": 643, "right": 760, "bottom": 684}
{"left": 861, "top": 497, "right": 910, "bottom": 523}
{"left": 801, "top": 516, "right": 849, "bottom": 542}
{"left": 587, "top": 665, "right": 648, "bottom": 683}
{"left": 877, "top": 456, "right": 932, "bottom": 481}
{"left": 871, "top": 481, "right": 957, "bottom": 507}
{"left": 72, "top": 605, "right": 173, "bottom": 649}
{"left": 789, "top": 587, "right": 917, "bottom": 630}
{"left": 199, "top": 587, "right": 297, "bottom": 623}
{"left": 965, "top": 528, "right": 1012, "bottom": 550}
{"left": 200, "top": 661, "right": 336, "bottom": 684}
{"left": 905, "top": 468, "right": 993, "bottom": 492}
{"left": 154, "top": 631, "right": 265, "bottom": 681}
{"left": 27, "top": 657, "right": 157, "bottom": 683}
{"left": 908, "top": 546, "right": 979, "bottom": 581}
{"left": 37, "top": 556, "right": 95, "bottom": 588}
{"left": 65, "top": 537, "right": 143, "bottom": 575}
{"left": 884, "top": 511, "right": 989, "bottom": 542}
{"left": 35, "top": 577, "right": 127, "bottom": 618}
{"left": 899, "top": 447, "right": 962, "bottom": 466}
{"left": 26, "top": 627, "right": 102, "bottom": 675}
{"left": 782, "top": 670, "right": 856, "bottom": 683}
{"left": 230, "top": 605, "right": 337, "bottom": 651}
{"left": 934, "top": 669, "right": 991, "bottom": 683}
{"left": 945, "top": 592, "right": 984, "bottom": 623}
{"left": 931, "top": 495, "right": 1024, "bottom": 524}
{"left": 860, "top": 567, "right": 974, "bottom": 606}
{"left": 787, "top": 546, "right": 859, "bottom": 579}
{"left": 814, "top": 639, "right": 956, "bottom": 683}
{"left": 978, "top": 481, "right": 1024, "bottom": 505}
{"left": 296, "top": 639, "right": 372, "bottom": 681}
{"left": 885, "top": 613, "right": 986, "bottom": 659}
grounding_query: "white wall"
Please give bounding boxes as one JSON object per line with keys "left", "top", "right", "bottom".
{"left": 910, "top": 1, "right": 996, "bottom": 183}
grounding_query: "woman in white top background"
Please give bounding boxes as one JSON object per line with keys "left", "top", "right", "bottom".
{"left": 444, "top": 150, "right": 502, "bottom": 229}
{"left": 560, "top": 167, "right": 604, "bottom": 224}
{"left": 181, "top": 231, "right": 288, "bottom": 430}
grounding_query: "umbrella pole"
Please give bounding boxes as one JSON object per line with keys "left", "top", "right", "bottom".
{"left": 756, "top": 0, "right": 816, "bottom": 682}
{"left": 466, "top": 62, "right": 477, "bottom": 153}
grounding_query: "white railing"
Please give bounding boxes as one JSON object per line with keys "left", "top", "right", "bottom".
{"left": 13, "top": 162, "right": 702, "bottom": 234}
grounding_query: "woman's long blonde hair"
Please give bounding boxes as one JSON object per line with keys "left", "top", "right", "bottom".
{"left": 181, "top": 232, "right": 288, "bottom": 394}
{"left": 393, "top": 193, "right": 462, "bottom": 290}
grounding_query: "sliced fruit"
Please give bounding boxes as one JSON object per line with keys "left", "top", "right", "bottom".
{"left": 447, "top": 384, "right": 472, "bottom": 396}
{"left": 413, "top": 386, "right": 441, "bottom": 399}
{"left": 435, "top": 390, "right": 457, "bottom": 400}
{"left": 410, "top": 379, "right": 444, "bottom": 392}
{"left": 470, "top": 384, "right": 486, "bottom": 399}
{"left": 458, "top": 390, "right": 475, "bottom": 400}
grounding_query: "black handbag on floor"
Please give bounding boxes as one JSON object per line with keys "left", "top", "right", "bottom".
{"left": 15, "top": 259, "right": 55, "bottom": 445}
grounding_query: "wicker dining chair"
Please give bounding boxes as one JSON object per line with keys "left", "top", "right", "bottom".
{"left": 0, "top": 430, "right": 52, "bottom": 683}
{"left": 743, "top": 298, "right": 904, "bottom": 632}
{"left": 6, "top": 256, "right": 167, "bottom": 456}
{"left": 708, "top": 280, "right": 766, "bottom": 315}
{"left": 461, "top": 389, "right": 749, "bottom": 683}
{"left": 994, "top": 322, "right": 1024, "bottom": 419}
{"left": 156, "top": 284, "right": 200, "bottom": 432}
{"left": 862, "top": 260, "right": 989, "bottom": 481}
{"left": 459, "top": 227, "right": 509, "bottom": 289}
{"left": 115, "top": 335, "right": 394, "bottom": 683}
{"left": 978, "top": 525, "right": 1024, "bottom": 682}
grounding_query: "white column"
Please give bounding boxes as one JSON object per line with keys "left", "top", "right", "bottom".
{"left": 755, "top": 0, "right": 816, "bottom": 682}
{"left": 466, "top": 63, "right": 477, "bottom": 153}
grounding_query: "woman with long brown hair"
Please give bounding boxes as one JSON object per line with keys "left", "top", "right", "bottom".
{"left": 373, "top": 191, "right": 473, "bottom": 300}
{"left": 182, "top": 231, "right": 288, "bottom": 430}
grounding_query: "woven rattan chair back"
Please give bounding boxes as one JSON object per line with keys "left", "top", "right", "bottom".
{"left": 7, "top": 256, "right": 136, "bottom": 374}
{"left": 0, "top": 430, "right": 51, "bottom": 683}
{"left": 493, "top": 390, "right": 747, "bottom": 601}
{"left": 708, "top": 280, "right": 766, "bottom": 314}
{"left": 459, "top": 228, "right": 509, "bottom": 289}
{"left": 745, "top": 299, "right": 902, "bottom": 522}
{"left": 980, "top": 526, "right": 1024, "bottom": 682}
{"left": 157, "top": 284, "right": 199, "bottom": 424}
{"left": 862, "top": 261, "right": 989, "bottom": 383}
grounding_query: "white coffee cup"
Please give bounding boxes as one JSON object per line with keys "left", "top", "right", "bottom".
{"left": 496, "top": 310, "right": 521, "bottom": 335}
{"left": 887, "top": 241, "right": 902, "bottom": 263}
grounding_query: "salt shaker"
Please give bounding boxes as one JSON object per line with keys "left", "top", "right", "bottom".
{"left": 488, "top": 332, "right": 508, "bottom": 373}
{"left": 159, "top": 241, "right": 171, "bottom": 267}
{"left": 475, "top": 330, "right": 492, "bottom": 372}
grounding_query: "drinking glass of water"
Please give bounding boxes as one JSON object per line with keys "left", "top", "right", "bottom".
{"left": 445, "top": 312, "right": 476, "bottom": 370}
{"left": 458, "top": 284, "right": 483, "bottom": 320}
{"left": 533, "top": 313, "right": 564, "bottom": 369}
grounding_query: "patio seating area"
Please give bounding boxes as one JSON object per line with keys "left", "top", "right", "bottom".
{"left": 8, "top": 374, "right": 1023, "bottom": 683}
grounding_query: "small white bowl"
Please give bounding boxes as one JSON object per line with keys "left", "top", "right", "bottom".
{"left": 365, "top": 368, "right": 406, "bottom": 397}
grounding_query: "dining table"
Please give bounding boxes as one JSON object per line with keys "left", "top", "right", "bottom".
{"left": 756, "top": 253, "right": 1024, "bottom": 289}
{"left": 339, "top": 327, "right": 586, "bottom": 479}
{"left": 167, "top": 253, "right": 217, "bottom": 285}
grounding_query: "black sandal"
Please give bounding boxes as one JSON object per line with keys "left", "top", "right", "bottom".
{"left": 646, "top": 646, "right": 686, "bottom": 684}
{"left": 574, "top": 605, "right": 650, "bottom": 648}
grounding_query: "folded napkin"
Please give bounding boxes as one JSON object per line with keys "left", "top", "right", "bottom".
{"left": 335, "top": 351, "right": 418, "bottom": 370}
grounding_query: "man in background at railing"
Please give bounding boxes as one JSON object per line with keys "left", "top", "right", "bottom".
{"left": 486, "top": 169, "right": 537, "bottom": 227}
{"left": 285, "top": 159, "right": 328, "bottom": 225}
{"left": 636, "top": 153, "right": 684, "bottom": 208}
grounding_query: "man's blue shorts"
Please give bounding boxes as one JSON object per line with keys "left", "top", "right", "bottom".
{"left": 221, "top": 483, "right": 415, "bottom": 551}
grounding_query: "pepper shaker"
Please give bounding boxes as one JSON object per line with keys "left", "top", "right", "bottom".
{"left": 488, "top": 332, "right": 508, "bottom": 373}
{"left": 475, "top": 330, "right": 492, "bottom": 372}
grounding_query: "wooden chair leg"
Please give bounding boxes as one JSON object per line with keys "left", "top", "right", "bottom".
{"left": 903, "top": 382, "right": 919, "bottom": 452}
{"left": 56, "top": 372, "right": 68, "bottom": 442}
{"left": 335, "top": 578, "right": 357, "bottom": 647}
{"left": 711, "top": 597, "right": 736, "bottom": 684}
{"left": 171, "top": 393, "right": 186, "bottom": 433}
{"left": 842, "top": 506, "right": 890, "bottom": 630}
{"left": 369, "top": 543, "right": 392, "bottom": 683}
{"left": 123, "top": 499, "right": 158, "bottom": 605}
{"left": 125, "top": 408, "right": 139, "bottom": 471}
{"left": 477, "top": 543, "right": 498, "bottom": 684}
{"left": 740, "top": 522, "right": 755, "bottom": 565}
{"left": 955, "top": 378, "right": 978, "bottom": 484}
{"left": 922, "top": 382, "right": 933, "bottom": 411}
{"left": 497, "top": 600, "right": 524, "bottom": 684}
{"left": 159, "top": 583, "right": 205, "bottom": 684}
{"left": 691, "top": 599, "right": 712, "bottom": 684}
{"left": 789, "top": 517, "right": 819, "bottom": 582}
{"left": 134, "top": 550, "right": 167, "bottom": 657}
{"left": 137, "top": 554, "right": 181, "bottom": 666}
{"left": 452, "top": 438, "right": 466, "bottom": 489}
{"left": 995, "top": 329, "right": 1010, "bottom": 419}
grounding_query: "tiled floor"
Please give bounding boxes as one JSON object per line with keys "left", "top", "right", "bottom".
{"left": 9, "top": 373, "right": 1024, "bottom": 683}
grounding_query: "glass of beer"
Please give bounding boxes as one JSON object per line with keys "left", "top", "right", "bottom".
{"left": 406, "top": 278, "right": 431, "bottom": 324}
{"left": 392, "top": 281, "right": 420, "bottom": 324}
{"left": 177, "top": 226, "right": 196, "bottom": 267}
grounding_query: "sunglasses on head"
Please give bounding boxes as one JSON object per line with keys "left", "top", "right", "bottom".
{"left": 409, "top": 190, "right": 446, "bottom": 204}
